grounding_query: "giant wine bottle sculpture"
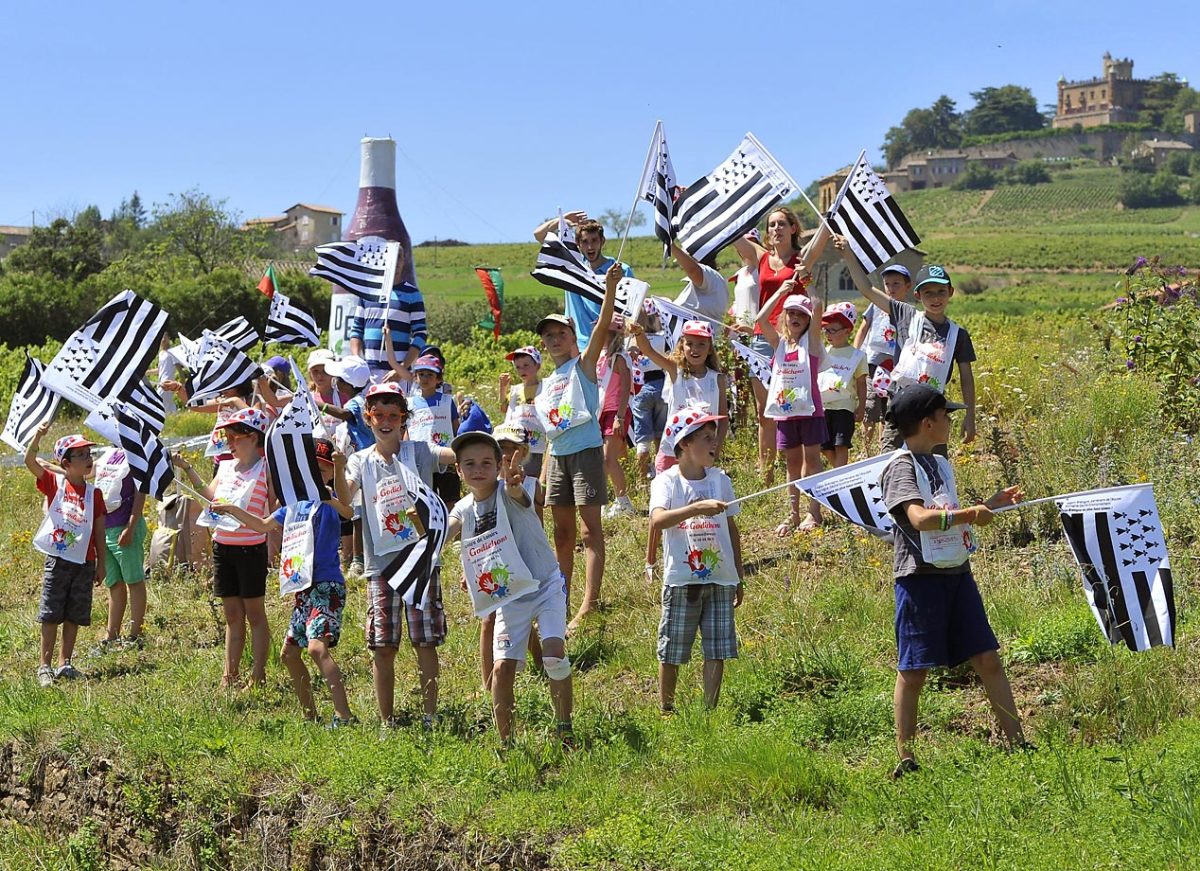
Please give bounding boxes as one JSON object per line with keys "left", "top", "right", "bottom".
{"left": 345, "top": 136, "right": 417, "bottom": 287}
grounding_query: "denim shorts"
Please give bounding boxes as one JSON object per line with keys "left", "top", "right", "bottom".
{"left": 894, "top": 571, "right": 998, "bottom": 670}
{"left": 631, "top": 376, "right": 667, "bottom": 445}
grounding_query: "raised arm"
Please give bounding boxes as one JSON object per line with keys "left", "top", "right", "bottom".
{"left": 24, "top": 422, "right": 51, "bottom": 478}
{"left": 580, "top": 263, "right": 621, "bottom": 377}
{"left": 806, "top": 279, "right": 827, "bottom": 358}
{"left": 625, "top": 321, "right": 678, "bottom": 378}
{"left": 671, "top": 242, "right": 706, "bottom": 287}
{"left": 533, "top": 210, "right": 588, "bottom": 243}
{"left": 732, "top": 235, "right": 767, "bottom": 269}
{"left": 832, "top": 235, "right": 891, "bottom": 312}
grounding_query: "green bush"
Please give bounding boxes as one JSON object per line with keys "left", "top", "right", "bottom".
{"left": 1005, "top": 160, "right": 1051, "bottom": 185}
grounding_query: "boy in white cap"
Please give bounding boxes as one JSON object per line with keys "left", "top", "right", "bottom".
{"left": 24, "top": 424, "right": 106, "bottom": 686}
{"left": 498, "top": 346, "right": 547, "bottom": 478}
{"left": 447, "top": 430, "right": 574, "bottom": 745}
{"left": 649, "top": 405, "right": 744, "bottom": 711}
{"left": 818, "top": 301, "right": 869, "bottom": 469}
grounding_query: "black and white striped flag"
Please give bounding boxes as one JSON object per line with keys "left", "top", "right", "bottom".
{"left": 213, "top": 317, "right": 259, "bottom": 353}
{"left": 532, "top": 228, "right": 646, "bottom": 319}
{"left": 41, "top": 290, "right": 168, "bottom": 413}
{"left": 265, "top": 385, "right": 329, "bottom": 506}
{"left": 731, "top": 340, "right": 772, "bottom": 388}
{"left": 265, "top": 290, "right": 321, "bottom": 347}
{"left": 828, "top": 152, "right": 921, "bottom": 273}
{"left": 119, "top": 377, "right": 166, "bottom": 435}
{"left": 309, "top": 236, "right": 399, "bottom": 305}
{"left": 638, "top": 121, "right": 677, "bottom": 254}
{"left": 672, "top": 133, "right": 797, "bottom": 263}
{"left": 186, "top": 331, "right": 262, "bottom": 407}
{"left": 2, "top": 354, "right": 61, "bottom": 452}
{"left": 796, "top": 451, "right": 902, "bottom": 536}
{"left": 85, "top": 399, "right": 174, "bottom": 499}
{"left": 382, "top": 462, "right": 448, "bottom": 609}
{"left": 1057, "top": 484, "right": 1175, "bottom": 651}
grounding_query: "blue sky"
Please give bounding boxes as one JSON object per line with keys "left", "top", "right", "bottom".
{"left": 1, "top": 0, "right": 1193, "bottom": 244}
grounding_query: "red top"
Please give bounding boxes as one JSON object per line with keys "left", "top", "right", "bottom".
{"left": 38, "top": 472, "right": 106, "bottom": 561}
{"left": 756, "top": 250, "right": 806, "bottom": 334}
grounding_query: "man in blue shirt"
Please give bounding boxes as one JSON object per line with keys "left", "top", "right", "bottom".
{"left": 533, "top": 213, "right": 633, "bottom": 348}
{"left": 348, "top": 246, "right": 428, "bottom": 380}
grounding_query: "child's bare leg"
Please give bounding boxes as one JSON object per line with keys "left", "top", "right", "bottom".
{"left": 281, "top": 641, "right": 317, "bottom": 720}
{"left": 834, "top": 446, "right": 849, "bottom": 468}
{"left": 893, "top": 668, "right": 927, "bottom": 760}
{"left": 550, "top": 506, "right": 577, "bottom": 598}
{"left": 702, "top": 659, "right": 725, "bottom": 708}
{"left": 372, "top": 646, "right": 397, "bottom": 721}
{"left": 969, "top": 650, "right": 1025, "bottom": 747}
{"left": 781, "top": 447, "right": 805, "bottom": 532}
{"left": 308, "top": 638, "right": 352, "bottom": 721}
{"left": 491, "top": 659, "right": 518, "bottom": 743}
{"left": 542, "top": 638, "right": 572, "bottom": 723}
{"left": 242, "top": 597, "right": 271, "bottom": 684}
{"left": 570, "top": 505, "right": 605, "bottom": 628}
{"left": 527, "top": 628, "right": 543, "bottom": 671}
{"left": 658, "top": 662, "right": 680, "bottom": 711}
{"left": 60, "top": 622, "right": 79, "bottom": 664}
{"left": 40, "top": 623, "right": 57, "bottom": 668}
{"left": 221, "top": 597, "right": 246, "bottom": 686}
{"left": 128, "top": 581, "right": 147, "bottom": 638}
{"left": 480, "top": 613, "right": 496, "bottom": 691}
{"left": 414, "top": 645, "right": 439, "bottom": 716}
{"left": 105, "top": 582, "right": 128, "bottom": 642}
{"left": 801, "top": 444, "right": 823, "bottom": 523}
{"left": 604, "top": 435, "right": 627, "bottom": 498}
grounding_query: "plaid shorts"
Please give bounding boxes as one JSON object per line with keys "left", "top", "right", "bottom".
{"left": 657, "top": 583, "right": 738, "bottom": 665}
{"left": 286, "top": 581, "right": 345, "bottom": 648}
{"left": 365, "top": 568, "right": 446, "bottom": 649}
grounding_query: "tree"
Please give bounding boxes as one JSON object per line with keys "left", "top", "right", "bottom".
{"left": 143, "top": 189, "right": 270, "bottom": 274}
{"left": 1004, "top": 160, "right": 1051, "bottom": 185}
{"left": 3, "top": 216, "right": 106, "bottom": 282}
{"left": 962, "top": 86, "right": 1045, "bottom": 137}
{"left": 1138, "top": 73, "right": 1185, "bottom": 128}
{"left": 882, "top": 96, "right": 961, "bottom": 168}
{"left": 952, "top": 162, "right": 997, "bottom": 190}
{"left": 597, "top": 207, "right": 645, "bottom": 237}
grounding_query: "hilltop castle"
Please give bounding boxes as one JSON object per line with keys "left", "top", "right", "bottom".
{"left": 1053, "top": 52, "right": 1168, "bottom": 129}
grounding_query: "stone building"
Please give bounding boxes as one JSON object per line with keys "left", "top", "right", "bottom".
{"left": 1053, "top": 53, "right": 1164, "bottom": 129}
{"left": 883, "top": 148, "right": 1017, "bottom": 193}
{"left": 0, "top": 225, "right": 31, "bottom": 259}
{"left": 1133, "top": 138, "right": 1194, "bottom": 166}
{"left": 243, "top": 203, "right": 344, "bottom": 252}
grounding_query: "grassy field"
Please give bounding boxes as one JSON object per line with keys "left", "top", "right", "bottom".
{"left": 5, "top": 276, "right": 1200, "bottom": 868}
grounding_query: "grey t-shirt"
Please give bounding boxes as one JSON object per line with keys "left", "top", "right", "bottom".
{"left": 450, "top": 483, "right": 560, "bottom": 583}
{"left": 673, "top": 264, "right": 731, "bottom": 321}
{"left": 346, "top": 442, "right": 438, "bottom": 576}
{"left": 879, "top": 452, "right": 970, "bottom": 578}
{"left": 889, "top": 299, "right": 976, "bottom": 387}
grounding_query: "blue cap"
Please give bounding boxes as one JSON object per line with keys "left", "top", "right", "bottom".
{"left": 880, "top": 263, "right": 910, "bottom": 279}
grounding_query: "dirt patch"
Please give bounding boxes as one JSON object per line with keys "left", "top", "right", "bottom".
{"left": 0, "top": 742, "right": 552, "bottom": 870}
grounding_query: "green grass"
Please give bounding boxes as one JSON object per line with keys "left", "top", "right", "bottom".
{"left": 4, "top": 305, "right": 1200, "bottom": 868}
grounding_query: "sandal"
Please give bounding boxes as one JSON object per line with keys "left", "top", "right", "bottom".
{"left": 797, "top": 516, "right": 822, "bottom": 533}
{"left": 774, "top": 519, "right": 798, "bottom": 538}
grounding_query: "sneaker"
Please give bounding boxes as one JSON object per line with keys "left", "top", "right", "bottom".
{"left": 613, "top": 495, "right": 638, "bottom": 517}
{"left": 55, "top": 661, "right": 83, "bottom": 681}
{"left": 122, "top": 634, "right": 145, "bottom": 650}
{"left": 348, "top": 559, "right": 365, "bottom": 578}
{"left": 555, "top": 721, "right": 577, "bottom": 749}
{"left": 891, "top": 757, "right": 920, "bottom": 780}
{"left": 421, "top": 713, "right": 439, "bottom": 732}
{"left": 87, "top": 639, "right": 120, "bottom": 658}
{"left": 329, "top": 715, "right": 359, "bottom": 730}
{"left": 36, "top": 665, "right": 54, "bottom": 688}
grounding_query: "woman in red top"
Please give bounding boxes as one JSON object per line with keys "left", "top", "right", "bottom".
{"left": 734, "top": 208, "right": 830, "bottom": 484}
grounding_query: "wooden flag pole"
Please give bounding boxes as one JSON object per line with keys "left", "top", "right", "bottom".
{"left": 615, "top": 121, "right": 662, "bottom": 265}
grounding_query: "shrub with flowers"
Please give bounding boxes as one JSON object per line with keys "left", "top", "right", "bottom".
{"left": 1103, "top": 257, "right": 1200, "bottom": 432}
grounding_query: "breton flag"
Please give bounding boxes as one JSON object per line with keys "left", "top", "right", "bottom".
{"left": 383, "top": 462, "right": 448, "bottom": 609}
{"left": 647, "top": 295, "right": 727, "bottom": 348}
{"left": 288, "top": 358, "right": 328, "bottom": 440}
{"left": 1, "top": 354, "right": 61, "bottom": 452}
{"left": 257, "top": 263, "right": 279, "bottom": 298}
{"left": 827, "top": 152, "right": 921, "bottom": 273}
{"left": 186, "top": 331, "right": 262, "bottom": 407}
{"left": 213, "top": 316, "right": 260, "bottom": 353}
{"left": 795, "top": 451, "right": 903, "bottom": 536}
{"left": 41, "top": 290, "right": 168, "bottom": 413}
{"left": 309, "top": 235, "right": 399, "bottom": 305}
{"left": 638, "top": 121, "right": 677, "bottom": 254}
{"left": 531, "top": 228, "right": 647, "bottom": 319}
{"left": 265, "top": 290, "right": 321, "bottom": 348}
{"left": 265, "top": 380, "right": 329, "bottom": 506}
{"left": 672, "top": 133, "right": 797, "bottom": 263}
{"left": 85, "top": 399, "right": 174, "bottom": 499}
{"left": 119, "top": 377, "right": 167, "bottom": 435}
{"left": 731, "top": 340, "right": 772, "bottom": 388}
{"left": 1057, "top": 484, "right": 1175, "bottom": 651}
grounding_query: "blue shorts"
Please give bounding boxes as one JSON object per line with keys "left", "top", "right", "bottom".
{"left": 631, "top": 375, "right": 667, "bottom": 445}
{"left": 894, "top": 571, "right": 998, "bottom": 670}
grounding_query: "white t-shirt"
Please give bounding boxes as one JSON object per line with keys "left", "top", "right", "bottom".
{"left": 649, "top": 466, "right": 740, "bottom": 586}
{"left": 673, "top": 264, "right": 731, "bottom": 321}
{"left": 819, "top": 345, "right": 869, "bottom": 412}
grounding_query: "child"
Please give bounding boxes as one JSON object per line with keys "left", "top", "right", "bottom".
{"left": 597, "top": 316, "right": 636, "bottom": 518}
{"left": 836, "top": 241, "right": 977, "bottom": 451}
{"left": 627, "top": 317, "right": 729, "bottom": 580}
{"left": 340, "top": 382, "right": 457, "bottom": 728}
{"left": 879, "top": 384, "right": 1025, "bottom": 777}
{"left": 212, "top": 439, "right": 356, "bottom": 726}
{"left": 173, "top": 407, "right": 274, "bottom": 689}
{"left": 408, "top": 353, "right": 462, "bottom": 507}
{"left": 447, "top": 431, "right": 573, "bottom": 745}
{"left": 320, "top": 354, "right": 373, "bottom": 575}
{"left": 755, "top": 282, "right": 828, "bottom": 535}
{"left": 25, "top": 425, "right": 106, "bottom": 686}
{"left": 307, "top": 348, "right": 352, "bottom": 435}
{"left": 91, "top": 443, "right": 149, "bottom": 652}
{"left": 818, "top": 302, "right": 868, "bottom": 469}
{"left": 649, "top": 406, "right": 744, "bottom": 711}
{"left": 853, "top": 264, "right": 912, "bottom": 447}
{"left": 535, "top": 264, "right": 620, "bottom": 630}
{"left": 627, "top": 305, "right": 669, "bottom": 483}
{"left": 498, "top": 345, "right": 547, "bottom": 479}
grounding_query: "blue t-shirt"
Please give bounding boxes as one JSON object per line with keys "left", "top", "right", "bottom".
{"left": 564, "top": 255, "right": 633, "bottom": 349}
{"left": 344, "top": 394, "right": 375, "bottom": 450}
{"left": 457, "top": 402, "right": 493, "bottom": 435}
{"left": 272, "top": 501, "right": 345, "bottom": 586}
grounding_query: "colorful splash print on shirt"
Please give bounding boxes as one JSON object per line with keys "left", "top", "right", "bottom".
{"left": 774, "top": 387, "right": 799, "bottom": 413}
{"left": 51, "top": 527, "right": 79, "bottom": 553}
{"left": 477, "top": 564, "right": 511, "bottom": 599}
{"left": 548, "top": 403, "right": 573, "bottom": 431}
{"left": 687, "top": 548, "right": 721, "bottom": 580}
{"left": 281, "top": 554, "right": 304, "bottom": 582}
{"left": 383, "top": 511, "right": 416, "bottom": 541}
